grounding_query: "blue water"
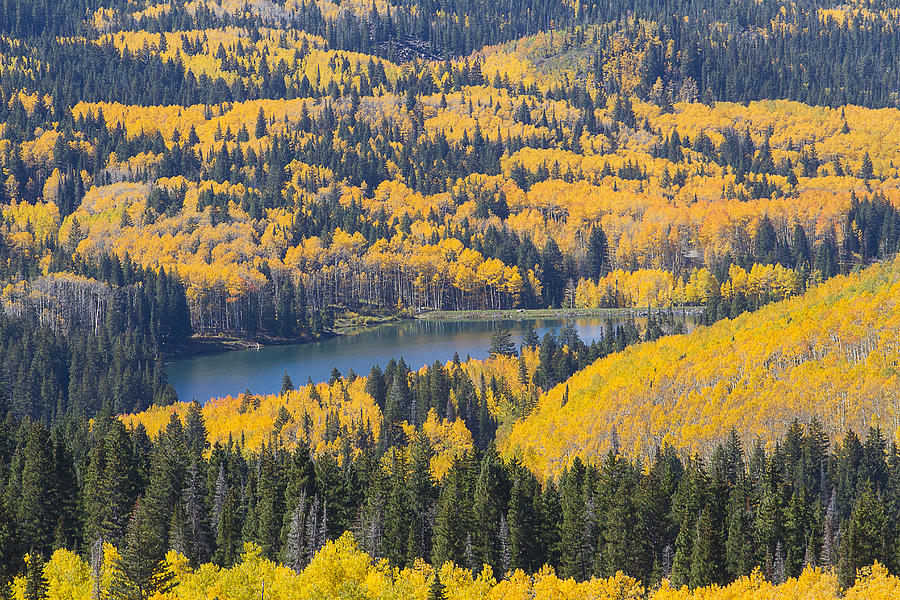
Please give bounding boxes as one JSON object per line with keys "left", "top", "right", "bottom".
{"left": 167, "top": 317, "right": 629, "bottom": 402}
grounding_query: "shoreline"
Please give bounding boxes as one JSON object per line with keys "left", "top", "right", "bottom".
{"left": 166, "top": 311, "right": 405, "bottom": 359}
{"left": 166, "top": 307, "right": 703, "bottom": 360}
{"left": 415, "top": 306, "right": 703, "bottom": 321}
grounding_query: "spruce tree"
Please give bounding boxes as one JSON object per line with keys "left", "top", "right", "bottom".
{"left": 109, "top": 501, "right": 174, "bottom": 600}
{"left": 427, "top": 572, "right": 446, "bottom": 600}
{"left": 183, "top": 457, "right": 211, "bottom": 565}
{"left": 213, "top": 489, "right": 241, "bottom": 567}
{"left": 17, "top": 423, "right": 56, "bottom": 556}
{"left": 507, "top": 465, "right": 543, "bottom": 572}
{"left": 406, "top": 432, "right": 435, "bottom": 564}
{"left": 584, "top": 226, "right": 609, "bottom": 279}
{"left": 520, "top": 322, "right": 539, "bottom": 349}
{"left": 689, "top": 507, "right": 718, "bottom": 587}
{"left": 724, "top": 480, "right": 755, "bottom": 579}
{"left": 102, "top": 420, "right": 137, "bottom": 543}
{"left": 559, "top": 458, "right": 587, "bottom": 580}
{"left": 473, "top": 446, "right": 509, "bottom": 573}
{"left": 540, "top": 238, "right": 563, "bottom": 307}
{"left": 0, "top": 497, "right": 19, "bottom": 599}
{"left": 281, "top": 370, "right": 294, "bottom": 394}
{"left": 838, "top": 484, "right": 887, "bottom": 589}
{"left": 255, "top": 107, "right": 267, "bottom": 138}
{"left": 488, "top": 325, "right": 516, "bottom": 357}
{"left": 256, "top": 445, "right": 285, "bottom": 559}
{"left": 23, "top": 554, "right": 47, "bottom": 600}
{"left": 183, "top": 400, "right": 209, "bottom": 459}
{"left": 383, "top": 449, "right": 411, "bottom": 566}
{"left": 859, "top": 152, "right": 874, "bottom": 180}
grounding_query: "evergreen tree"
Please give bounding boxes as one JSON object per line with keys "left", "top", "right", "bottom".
{"left": 559, "top": 458, "right": 588, "bottom": 580}
{"left": 183, "top": 400, "right": 209, "bottom": 459}
{"left": 521, "top": 323, "right": 539, "bottom": 349}
{"left": 859, "top": 152, "right": 874, "bottom": 180}
{"left": 541, "top": 239, "right": 564, "bottom": 307}
{"left": 256, "top": 445, "right": 286, "bottom": 559}
{"left": 433, "top": 458, "right": 471, "bottom": 569}
{"left": 584, "top": 226, "right": 609, "bottom": 279}
{"left": 689, "top": 507, "right": 718, "bottom": 587}
{"left": 255, "top": 107, "right": 267, "bottom": 138}
{"left": 183, "top": 457, "right": 211, "bottom": 565}
{"left": 754, "top": 215, "right": 778, "bottom": 265}
{"left": 109, "top": 500, "right": 174, "bottom": 600}
{"left": 213, "top": 489, "right": 241, "bottom": 567}
{"left": 488, "top": 325, "right": 516, "bottom": 357}
{"left": 507, "top": 466, "right": 542, "bottom": 572}
{"left": 406, "top": 431, "right": 436, "bottom": 563}
{"left": 473, "top": 446, "right": 508, "bottom": 572}
{"left": 0, "top": 497, "right": 20, "bottom": 598}
{"left": 724, "top": 480, "right": 755, "bottom": 579}
{"left": 281, "top": 370, "right": 294, "bottom": 394}
{"left": 23, "top": 554, "right": 47, "bottom": 600}
{"left": 17, "top": 423, "right": 56, "bottom": 557}
{"left": 838, "top": 484, "right": 887, "bottom": 589}
{"left": 428, "top": 572, "right": 446, "bottom": 600}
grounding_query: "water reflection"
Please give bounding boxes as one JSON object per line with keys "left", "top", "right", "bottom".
{"left": 166, "top": 316, "right": 668, "bottom": 403}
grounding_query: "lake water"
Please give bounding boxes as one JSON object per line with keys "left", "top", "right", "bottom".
{"left": 166, "top": 317, "right": 650, "bottom": 402}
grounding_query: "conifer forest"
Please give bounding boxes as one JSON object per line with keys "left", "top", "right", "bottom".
{"left": 2, "top": 0, "right": 900, "bottom": 598}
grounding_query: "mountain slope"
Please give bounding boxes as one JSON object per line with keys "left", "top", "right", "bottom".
{"left": 504, "top": 256, "right": 900, "bottom": 479}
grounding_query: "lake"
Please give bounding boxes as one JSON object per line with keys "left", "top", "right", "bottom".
{"left": 166, "top": 316, "right": 654, "bottom": 402}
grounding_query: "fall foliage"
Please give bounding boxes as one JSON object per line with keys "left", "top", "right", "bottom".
{"left": 11, "top": 536, "right": 900, "bottom": 600}
{"left": 504, "top": 255, "right": 900, "bottom": 479}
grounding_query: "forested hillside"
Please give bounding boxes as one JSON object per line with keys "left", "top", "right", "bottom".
{"left": 505, "top": 256, "right": 900, "bottom": 477}
{"left": 2, "top": 1, "right": 900, "bottom": 358}
{"left": 2, "top": 0, "right": 900, "bottom": 598}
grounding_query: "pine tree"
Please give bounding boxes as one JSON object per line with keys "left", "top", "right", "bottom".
{"left": 283, "top": 494, "right": 307, "bottom": 572}
{"left": 772, "top": 540, "right": 786, "bottom": 584}
{"left": 380, "top": 448, "right": 410, "bottom": 566}
{"left": 670, "top": 462, "right": 709, "bottom": 587}
{"left": 109, "top": 500, "right": 174, "bottom": 600}
{"left": 473, "top": 446, "right": 508, "bottom": 573}
{"left": 488, "top": 325, "right": 516, "bottom": 357}
{"left": 406, "top": 432, "right": 435, "bottom": 564}
{"left": 17, "top": 423, "right": 56, "bottom": 556}
{"left": 102, "top": 421, "right": 137, "bottom": 543}
{"left": 183, "top": 457, "right": 211, "bottom": 565}
{"left": 183, "top": 400, "right": 209, "bottom": 459}
{"left": 724, "top": 480, "right": 755, "bottom": 579}
{"left": 281, "top": 370, "right": 294, "bottom": 394}
{"left": 256, "top": 445, "right": 285, "bottom": 559}
{"left": 144, "top": 413, "right": 187, "bottom": 548}
{"left": 499, "top": 513, "right": 511, "bottom": 574}
{"left": 859, "top": 152, "right": 874, "bottom": 180}
{"left": 584, "top": 226, "right": 609, "bottom": 279}
{"left": 0, "top": 497, "right": 20, "bottom": 598}
{"left": 690, "top": 508, "right": 718, "bottom": 587}
{"left": 24, "top": 554, "right": 47, "bottom": 600}
{"left": 433, "top": 459, "right": 471, "bottom": 569}
{"left": 838, "top": 484, "right": 886, "bottom": 589}
{"left": 213, "top": 489, "right": 241, "bottom": 567}
{"left": 255, "top": 107, "right": 267, "bottom": 138}
{"left": 507, "top": 467, "right": 541, "bottom": 572}
{"left": 521, "top": 322, "right": 539, "bottom": 349}
{"left": 559, "top": 458, "right": 587, "bottom": 580}
{"left": 428, "top": 572, "right": 446, "bottom": 600}
{"left": 541, "top": 238, "right": 563, "bottom": 307}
